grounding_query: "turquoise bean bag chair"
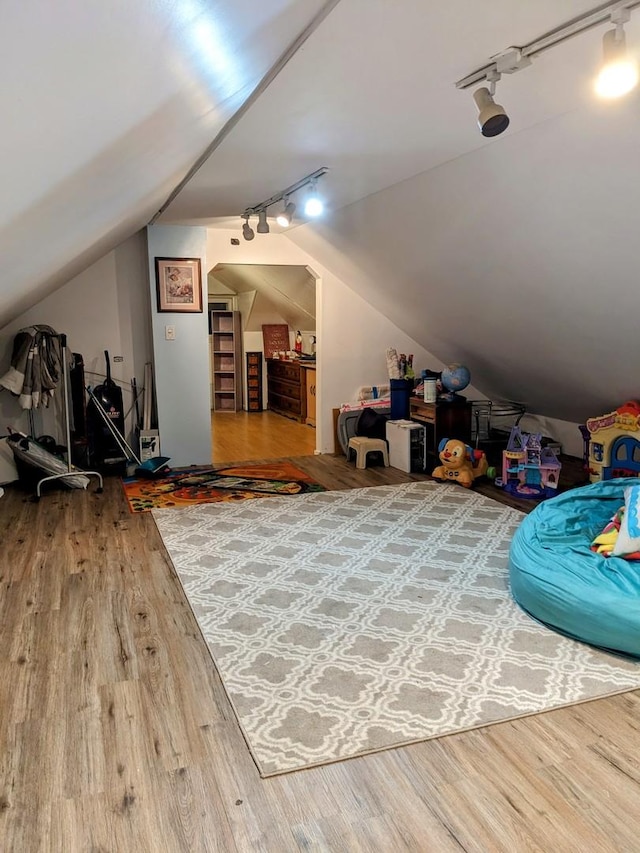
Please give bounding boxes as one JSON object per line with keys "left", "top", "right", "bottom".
{"left": 509, "top": 478, "right": 640, "bottom": 657}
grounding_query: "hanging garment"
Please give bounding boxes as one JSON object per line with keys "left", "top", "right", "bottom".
{"left": 0, "top": 325, "right": 62, "bottom": 409}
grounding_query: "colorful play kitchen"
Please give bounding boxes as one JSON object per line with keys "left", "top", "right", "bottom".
{"left": 582, "top": 401, "right": 640, "bottom": 482}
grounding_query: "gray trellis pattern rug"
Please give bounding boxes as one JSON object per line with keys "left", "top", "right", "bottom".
{"left": 153, "top": 481, "right": 640, "bottom": 776}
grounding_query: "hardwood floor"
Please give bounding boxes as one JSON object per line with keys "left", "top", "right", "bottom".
{"left": 212, "top": 410, "right": 316, "bottom": 464}
{"left": 1, "top": 454, "right": 638, "bottom": 852}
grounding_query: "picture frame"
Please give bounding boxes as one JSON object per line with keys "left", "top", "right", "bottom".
{"left": 155, "top": 257, "right": 203, "bottom": 313}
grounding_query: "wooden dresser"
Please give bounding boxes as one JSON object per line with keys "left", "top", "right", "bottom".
{"left": 267, "top": 359, "right": 305, "bottom": 422}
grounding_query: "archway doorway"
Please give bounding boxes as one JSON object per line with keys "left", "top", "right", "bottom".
{"left": 208, "top": 263, "right": 317, "bottom": 464}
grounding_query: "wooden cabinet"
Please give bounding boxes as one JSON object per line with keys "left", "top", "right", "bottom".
{"left": 246, "top": 351, "right": 263, "bottom": 411}
{"left": 267, "top": 359, "right": 305, "bottom": 422}
{"left": 302, "top": 364, "right": 316, "bottom": 427}
{"left": 211, "top": 311, "right": 243, "bottom": 412}
{"left": 409, "top": 397, "right": 472, "bottom": 471}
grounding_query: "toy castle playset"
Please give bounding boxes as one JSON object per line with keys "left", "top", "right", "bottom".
{"left": 498, "top": 427, "right": 561, "bottom": 498}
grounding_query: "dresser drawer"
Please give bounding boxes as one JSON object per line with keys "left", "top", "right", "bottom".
{"left": 409, "top": 399, "right": 436, "bottom": 424}
{"left": 269, "top": 376, "right": 301, "bottom": 402}
{"left": 267, "top": 360, "right": 301, "bottom": 383}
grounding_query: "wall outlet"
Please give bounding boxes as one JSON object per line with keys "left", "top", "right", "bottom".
{"left": 165, "top": 325, "right": 176, "bottom": 341}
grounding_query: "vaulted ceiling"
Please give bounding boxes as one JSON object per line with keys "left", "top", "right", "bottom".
{"left": 3, "top": 0, "right": 640, "bottom": 421}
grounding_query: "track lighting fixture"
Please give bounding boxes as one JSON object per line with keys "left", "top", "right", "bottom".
{"left": 257, "top": 209, "right": 270, "bottom": 234}
{"left": 473, "top": 72, "right": 509, "bottom": 137}
{"left": 595, "top": 10, "right": 638, "bottom": 98}
{"left": 242, "top": 215, "right": 254, "bottom": 241}
{"left": 456, "top": 2, "right": 640, "bottom": 135}
{"left": 239, "top": 167, "right": 328, "bottom": 239}
{"left": 276, "top": 199, "right": 296, "bottom": 228}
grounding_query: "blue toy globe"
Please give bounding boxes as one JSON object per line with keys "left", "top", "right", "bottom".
{"left": 440, "top": 363, "right": 470, "bottom": 399}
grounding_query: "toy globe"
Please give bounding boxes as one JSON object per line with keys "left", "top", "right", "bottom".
{"left": 440, "top": 363, "right": 470, "bottom": 400}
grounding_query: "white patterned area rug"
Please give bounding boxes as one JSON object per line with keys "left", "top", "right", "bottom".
{"left": 153, "top": 481, "right": 640, "bottom": 776}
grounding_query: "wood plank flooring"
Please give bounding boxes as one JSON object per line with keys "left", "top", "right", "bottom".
{"left": 212, "top": 411, "right": 316, "bottom": 464}
{"left": 1, "top": 453, "right": 639, "bottom": 852}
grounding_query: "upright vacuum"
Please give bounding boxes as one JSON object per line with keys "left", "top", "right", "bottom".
{"left": 87, "top": 351, "right": 127, "bottom": 473}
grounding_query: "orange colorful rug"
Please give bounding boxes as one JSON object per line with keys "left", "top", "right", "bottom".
{"left": 122, "top": 461, "right": 326, "bottom": 513}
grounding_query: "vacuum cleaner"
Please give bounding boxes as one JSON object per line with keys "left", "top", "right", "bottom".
{"left": 86, "top": 386, "right": 171, "bottom": 479}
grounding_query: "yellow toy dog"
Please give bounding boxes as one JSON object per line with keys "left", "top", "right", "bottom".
{"left": 431, "top": 438, "right": 488, "bottom": 488}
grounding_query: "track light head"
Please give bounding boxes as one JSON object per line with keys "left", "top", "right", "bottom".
{"left": 595, "top": 26, "right": 638, "bottom": 98}
{"left": 242, "top": 216, "right": 255, "bottom": 241}
{"left": 256, "top": 209, "right": 270, "bottom": 234}
{"left": 473, "top": 86, "right": 510, "bottom": 137}
{"left": 276, "top": 200, "right": 296, "bottom": 228}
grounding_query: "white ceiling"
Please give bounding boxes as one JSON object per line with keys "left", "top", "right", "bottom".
{"left": 158, "top": 0, "right": 607, "bottom": 227}
{"left": 3, "top": 0, "right": 640, "bottom": 422}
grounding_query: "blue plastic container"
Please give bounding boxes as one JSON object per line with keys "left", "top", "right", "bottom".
{"left": 390, "top": 378, "right": 412, "bottom": 420}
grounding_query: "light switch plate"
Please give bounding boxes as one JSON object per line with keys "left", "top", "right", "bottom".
{"left": 165, "top": 325, "right": 176, "bottom": 341}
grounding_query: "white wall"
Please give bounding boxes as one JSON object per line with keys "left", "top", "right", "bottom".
{"left": 0, "top": 220, "right": 495, "bottom": 472}
{"left": 147, "top": 225, "right": 211, "bottom": 467}
{"left": 287, "top": 100, "right": 640, "bottom": 431}
{"left": 0, "top": 231, "right": 151, "bottom": 444}
{"left": 206, "top": 229, "right": 466, "bottom": 452}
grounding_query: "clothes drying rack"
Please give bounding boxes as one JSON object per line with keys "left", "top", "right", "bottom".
{"left": 33, "top": 333, "right": 103, "bottom": 499}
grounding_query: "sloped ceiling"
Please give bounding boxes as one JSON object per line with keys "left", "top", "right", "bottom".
{"left": 209, "top": 264, "right": 316, "bottom": 331}
{"left": 0, "top": 0, "right": 334, "bottom": 327}
{"left": 160, "top": 0, "right": 640, "bottom": 423}
{"left": 158, "top": 0, "right": 603, "bottom": 224}
{"left": 4, "top": 1, "right": 640, "bottom": 423}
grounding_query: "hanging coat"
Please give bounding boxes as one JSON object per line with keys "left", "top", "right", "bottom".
{"left": 0, "top": 325, "right": 62, "bottom": 409}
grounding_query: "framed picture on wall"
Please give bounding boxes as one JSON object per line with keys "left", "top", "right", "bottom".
{"left": 155, "top": 257, "right": 203, "bottom": 313}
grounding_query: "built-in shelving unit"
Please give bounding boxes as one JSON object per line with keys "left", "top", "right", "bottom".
{"left": 210, "top": 310, "right": 243, "bottom": 412}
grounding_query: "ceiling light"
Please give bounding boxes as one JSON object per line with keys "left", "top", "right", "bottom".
{"left": 242, "top": 215, "right": 254, "bottom": 241}
{"left": 473, "top": 76, "right": 509, "bottom": 137}
{"left": 473, "top": 87, "right": 510, "bottom": 137}
{"left": 304, "top": 181, "right": 324, "bottom": 217}
{"left": 456, "top": 3, "right": 640, "bottom": 134}
{"left": 276, "top": 199, "right": 296, "bottom": 228}
{"left": 595, "top": 24, "right": 639, "bottom": 98}
{"left": 240, "top": 167, "right": 328, "bottom": 238}
{"left": 256, "top": 209, "right": 270, "bottom": 234}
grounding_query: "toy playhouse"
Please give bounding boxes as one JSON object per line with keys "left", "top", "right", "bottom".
{"left": 583, "top": 400, "right": 640, "bottom": 482}
{"left": 499, "top": 426, "right": 561, "bottom": 498}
